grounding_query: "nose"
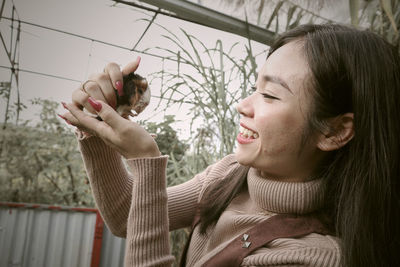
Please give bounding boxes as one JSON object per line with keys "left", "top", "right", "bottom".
{"left": 236, "top": 94, "right": 254, "bottom": 118}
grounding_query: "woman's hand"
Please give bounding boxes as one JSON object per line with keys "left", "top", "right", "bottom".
{"left": 71, "top": 57, "right": 141, "bottom": 114}
{"left": 61, "top": 98, "right": 161, "bottom": 159}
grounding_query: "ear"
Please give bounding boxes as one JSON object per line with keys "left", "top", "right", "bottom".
{"left": 317, "top": 113, "right": 354, "bottom": 152}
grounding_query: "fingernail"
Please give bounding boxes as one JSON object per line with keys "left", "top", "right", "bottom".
{"left": 57, "top": 114, "right": 71, "bottom": 124}
{"left": 57, "top": 113, "right": 66, "bottom": 120}
{"left": 115, "top": 81, "right": 124, "bottom": 96}
{"left": 61, "top": 102, "right": 68, "bottom": 109}
{"left": 88, "top": 97, "right": 102, "bottom": 112}
{"left": 115, "top": 80, "right": 122, "bottom": 90}
{"left": 136, "top": 56, "right": 141, "bottom": 64}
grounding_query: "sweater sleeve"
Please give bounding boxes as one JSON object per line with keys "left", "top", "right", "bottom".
{"left": 78, "top": 136, "right": 206, "bottom": 236}
{"left": 123, "top": 156, "right": 175, "bottom": 266}
{"left": 121, "top": 155, "right": 240, "bottom": 267}
{"left": 78, "top": 136, "right": 132, "bottom": 237}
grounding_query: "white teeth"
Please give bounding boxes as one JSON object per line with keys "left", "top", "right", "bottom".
{"left": 239, "top": 126, "right": 258, "bottom": 139}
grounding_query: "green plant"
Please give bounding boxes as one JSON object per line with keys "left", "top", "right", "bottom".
{"left": 0, "top": 99, "right": 93, "bottom": 206}
{"left": 351, "top": 0, "right": 399, "bottom": 50}
{"left": 149, "top": 26, "right": 258, "bottom": 167}
{"left": 140, "top": 115, "right": 190, "bottom": 185}
{"left": 145, "top": 27, "right": 261, "bottom": 265}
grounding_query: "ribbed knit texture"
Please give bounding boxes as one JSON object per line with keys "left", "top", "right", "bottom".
{"left": 247, "top": 168, "right": 324, "bottom": 214}
{"left": 78, "top": 136, "right": 133, "bottom": 237}
{"left": 79, "top": 136, "right": 341, "bottom": 267}
{"left": 125, "top": 157, "right": 174, "bottom": 266}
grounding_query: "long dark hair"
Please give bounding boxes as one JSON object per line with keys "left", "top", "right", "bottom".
{"left": 199, "top": 24, "right": 400, "bottom": 267}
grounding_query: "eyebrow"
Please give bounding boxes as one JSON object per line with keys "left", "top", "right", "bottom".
{"left": 262, "top": 75, "right": 293, "bottom": 94}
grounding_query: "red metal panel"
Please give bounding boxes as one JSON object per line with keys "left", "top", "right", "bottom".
{"left": 0, "top": 202, "right": 98, "bottom": 212}
{"left": 90, "top": 211, "right": 104, "bottom": 267}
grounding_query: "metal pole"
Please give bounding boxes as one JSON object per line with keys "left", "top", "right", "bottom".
{"left": 114, "top": 0, "right": 275, "bottom": 45}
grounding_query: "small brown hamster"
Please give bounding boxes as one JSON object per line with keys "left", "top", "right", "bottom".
{"left": 116, "top": 73, "right": 150, "bottom": 118}
{"left": 95, "top": 73, "right": 150, "bottom": 120}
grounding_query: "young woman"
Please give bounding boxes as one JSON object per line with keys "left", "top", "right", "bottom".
{"left": 61, "top": 24, "right": 400, "bottom": 266}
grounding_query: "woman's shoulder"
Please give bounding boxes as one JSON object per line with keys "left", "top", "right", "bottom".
{"left": 207, "top": 153, "right": 238, "bottom": 172}
{"left": 243, "top": 233, "right": 341, "bottom": 266}
{"left": 202, "top": 154, "right": 242, "bottom": 182}
{"left": 195, "top": 154, "right": 243, "bottom": 196}
{"left": 270, "top": 233, "right": 340, "bottom": 254}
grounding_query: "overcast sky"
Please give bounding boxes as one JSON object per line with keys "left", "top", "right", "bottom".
{"left": 0, "top": 0, "right": 270, "bottom": 138}
{"left": 1, "top": 0, "right": 352, "bottom": 140}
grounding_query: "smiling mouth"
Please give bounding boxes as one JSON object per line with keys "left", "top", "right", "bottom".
{"left": 239, "top": 125, "right": 259, "bottom": 139}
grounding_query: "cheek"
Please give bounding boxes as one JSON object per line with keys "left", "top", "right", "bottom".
{"left": 256, "top": 108, "right": 306, "bottom": 154}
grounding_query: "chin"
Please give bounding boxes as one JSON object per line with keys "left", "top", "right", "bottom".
{"left": 234, "top": 149, "right": 255, "bottom": 167}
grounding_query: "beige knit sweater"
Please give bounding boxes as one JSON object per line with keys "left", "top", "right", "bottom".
{"left": 78, "top": 136, "right": 341, "bottom": 267}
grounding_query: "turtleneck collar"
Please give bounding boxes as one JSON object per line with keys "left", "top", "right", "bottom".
{"left": 247, "top": 167, "right": 324, "bottom": 214}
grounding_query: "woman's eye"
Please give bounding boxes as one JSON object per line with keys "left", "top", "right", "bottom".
{"left": 260, "top": 93, "right": 280, "bottom": 100}
{"left": 250, "top": 86, "right": 280, "bottom": 100}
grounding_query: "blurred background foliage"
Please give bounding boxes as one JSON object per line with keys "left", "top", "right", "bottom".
{"left": 1, "top": 0, "right": 399, "bottom": 265}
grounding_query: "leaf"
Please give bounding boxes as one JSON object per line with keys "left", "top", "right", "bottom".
{"left": 349, "top": 0, "right": 360, "bottom": 26}
{"left": 256, "top": 0, "right": 265, "bottom": 26}
{"left": 286, "top": 6, "right": 297, "bottom": 30}
{"left": 289, "top": 9, "right": 303, "bottom": 30}
{"left": 380, "top": 0, "right": 399, "bottom": 38}
{"left": 266, "top": 1, "right": 283, "bottom": 30}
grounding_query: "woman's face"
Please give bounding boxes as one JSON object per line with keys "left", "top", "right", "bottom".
{"left": 235, "top": 40, "right": 323, "bottom": 181}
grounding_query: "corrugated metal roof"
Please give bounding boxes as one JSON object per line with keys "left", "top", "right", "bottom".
{"left": 0, "top": 203, "right": 126, "bottom": 267}
{"left": 99, "top": 226, "right": 126, "bottom": 267}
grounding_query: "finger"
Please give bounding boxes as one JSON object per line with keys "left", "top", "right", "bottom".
{"left": 71, "top": 88, "right": 87, "bottom": 109}
{"left": 83, "top": 78, "right": 108, "bottom": 102}
{"left": 57, "top": 113, "right": 73, "bottom": 125}
{"left": 59, "top": 103, "right": 90, "bottom": 128}
{"left": 72, "top": 89, "right": 97, "bottom": 114}
{"left": 58, "top": 112, "right": 93, "bottom": 134}
{"left": 122, "top": 56, "right": 141, "bottom": 76}
{"left": 64, "top": 102, "right": 115, "bottom": 139}
{"left": 88, "top": 73, "right": 116, "bottom": 108}
{"left": 104, "top": 62, "right": 124, "bottom": 96}
{"left": 57, "top": 111, "right": 92, "bottom": 134}
{"left": 86, "top": 97, "right": 127, "bottom": 130}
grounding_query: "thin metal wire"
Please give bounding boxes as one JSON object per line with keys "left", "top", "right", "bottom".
{"left": 0, "top": 65, "right": 193, "bottom": 104}
{"left": 0, "top": 2, "right": 21, "bottom": 126}
{"left": 0, "top": 16, "right": 207, "bottom": 67}
{"left": 0, "top": 65, "right": 81, "bottom": 83}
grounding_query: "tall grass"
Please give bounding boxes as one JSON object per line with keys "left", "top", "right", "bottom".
{"left": 145, "top": 22, "right": 262, "bottom": 265}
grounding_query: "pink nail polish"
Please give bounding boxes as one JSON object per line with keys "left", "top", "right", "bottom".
{"left": 115, "top": 81, "right": 124, "bottom": 96}
{"left": 61, "top": 102, "right": 68, "bottom": 109}
{"left": 57, "top": 113, "right": 66, "bottom": 120}
{"left": 57, "top": 114, "right": 71, "bottom": 124}
{"left": 137, "top": 56, "right": 141, "bottom": 64}
{"left": 88, "top": 97, "right": 102, "bottom": 112}
{"left": 115, "top": 80, "right": 122, "bottom": 90}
